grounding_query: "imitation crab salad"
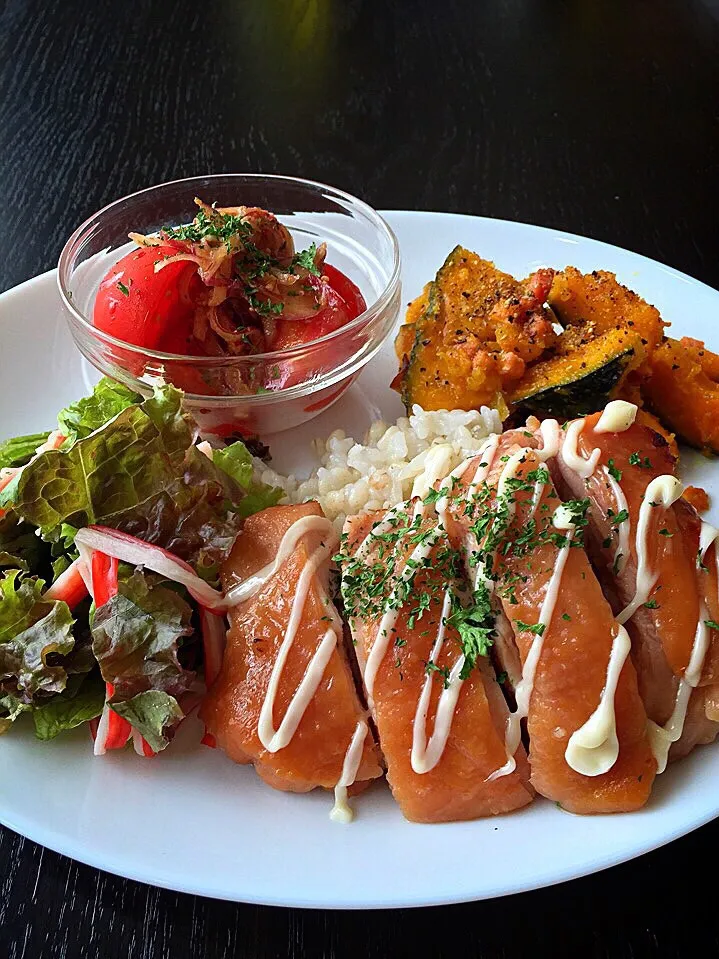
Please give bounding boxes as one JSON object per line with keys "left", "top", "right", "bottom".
{"left": 0, "top": 380, "right": 281, "bottom": 755}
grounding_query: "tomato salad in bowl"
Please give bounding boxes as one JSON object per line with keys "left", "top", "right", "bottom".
{"left": 59, "top": 174, "right": 401, "bottom": 436}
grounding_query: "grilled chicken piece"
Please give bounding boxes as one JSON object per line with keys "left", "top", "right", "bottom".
{"left": 441, "top": 426, "right": 656, "bottom": 813}
{"left": 554, "top": 404, "right": 719, "bottom": 767}
{"left": 200, "top": 503, "right": 383, "bottom": 804}
{"left": 341, "top": 507, "right": 534, "bottom": 823}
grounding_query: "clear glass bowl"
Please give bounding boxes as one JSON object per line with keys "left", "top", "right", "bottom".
{"left": 57, "top": 174, "right": 401, "bottom": 436}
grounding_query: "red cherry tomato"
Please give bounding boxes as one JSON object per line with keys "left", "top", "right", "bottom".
{"left": 321, "top": 263, "right": 367, "bottom": 321}
{"left": 94, "top": 245, "right": 200, "bottom": 352}
{"left": 267, "top": 266, "right": 367, "bottom": 392}
{"left": 269, "top": 266, "right": 366, "bottom": 352}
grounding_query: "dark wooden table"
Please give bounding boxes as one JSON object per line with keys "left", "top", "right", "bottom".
{"left": 1, "top": 1, "right": 718, "bottom": 956}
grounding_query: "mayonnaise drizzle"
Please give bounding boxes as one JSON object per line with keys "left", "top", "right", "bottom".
{"left": 358, "top": 418, "right": 561, "bottom": 774}
{"left": 435, "top": 434, "right": 500, "bottom": 530}
{"left": 436, "top": 435, "right": 501, "bottom": 593}
{"left": 411, "top": 590, "right": 466, "bottom": 774}
{"left": 647, "top": 684, "right": 693, "bottom": 774}
{"left": 330, "top": 720, "right": 369, "bottom": 823}
{"left": 257, "top": 531, "right": 341, "bottom": 752}
{"left": 594, "top": 400, "right": 638, "bottom": 434}
{"left": 226, "top": 513, "right": 341, "bottom": 754}
{"left": 410, "top": 443, "right": 456, "bottom": 501}
{"left": 364, "top": 504, "right": 442, "bottom": 706}
{"left": 564, "top": 626, "right": 631, "bottom": 775}
{"left": 617, "top": 475, "right": 683, "bottom": 625}
{"left": 489, "top": 508, "right": 575, "bottom": 781}
{"left": 225, "top": 515, "right": 336, "bottom": 606}
{"left": 562, "top": 419, "right": 601, "bottom": 479}
{"left": 538, "top": 417, "right": 561, "bottom": 460}
{"left": 354, "top": 502, "right": 409, "bottom": 563}
{"left": 606, "top": 471, "right": 631, "bottom": 575}
{"left": 647, "top": 520, "right": 719, "bottom": 772}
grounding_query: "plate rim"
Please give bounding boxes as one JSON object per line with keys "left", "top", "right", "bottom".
{"left": 2, "top": 209, "right": 719, "bottom": 909}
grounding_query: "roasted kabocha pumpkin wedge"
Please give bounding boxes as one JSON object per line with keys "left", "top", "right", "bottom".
{"left": 508, "top": 326, "right": 643, "bottom": 419}
{"left": 393, "top": 250, "right": 719, "bottom": 459}
{"left": 642, "top": 336, "right": 719, "bottom": 455}
{"left": 507, "top": 268, "right": 666, "bottom": 420}
{"left": 547, "top": 267, "right": 666, "bottom": 355}
{"left": 393, "top": 246, "right": 556, "bottom": 413}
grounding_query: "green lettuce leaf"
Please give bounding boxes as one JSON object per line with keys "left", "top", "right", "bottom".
{"left": 236, "top": 483, "right": 284, "bottom": 518}
{"left": 57, "top": 378, "right": 141, "bottom": 443}
{"left": 214, "top": 440, "right": 283, "bottom": 518}
{"left": 0, "top": 385, "right": 244, "bottom": 570}
{"left": 110, "top": 690, "right": 183, "bottom": 752}
{"left": 0, "top": 569, "right": 46, "bottom": 642}
{"left": 91, "top": 568, "right": 195, "bottom": 701}
{"left": 0, "top": 691, "right": 29, "bottom": 726}
{"left": 32, "top": 672, "right": 105, "bottom": 741}
{"left": 0, "top": 432, "right": 50, "bottom": 470}
{"left": 0, "top": 513, "right": 48, "bottom": 574}
{"left": 213, "top": 441, "right": 254, "bottom": 488}
{"left": 0, "top": 570, "right": 77, "bottom": 708}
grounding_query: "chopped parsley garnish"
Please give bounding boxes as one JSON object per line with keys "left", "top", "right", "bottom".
{"left": 496, "top": 671, "right": 507, "bottom": 684}
{"left": 644, "top": 599, "right": 659, "bottom": 609}
{"left": 659, "top": 528, "right": 673, "bottom": 537}
{"left": 246, "top": 293, "right": 284, "bottom": 316}
{"left": 446, "top": 585, "right": 495, "bottom": 680}
{"left": 291, "top": 242, "right": 321, "bottom": 276}
{"left": 423, "top": 486, "right": 448, "bottom": 505}
{"left": 163, "top": 206, "right": 252, "bottom": 246}
{"left": 612, "top": 509, "right": 629, "bottom": 525}
{"left": 514, "top": 620, "right": 546, "bottom": 636}
{"left": 607, "top": 459, "right": 622, "bottom": 481}
{"left": 562, "top": 613, "right": 571, "bottom": 621}
{"left": 425, "top": 660, "right": 451, "bottom": 688}
{"left": 629, "top": 451, "right": 652, "bottom": 468}
{"left": 562, "top": 498, "right": 590, "bottom": 529}
{"left": 116, "top": 281, "right": 130, "bottom": 297}
{"left": 407, "top": 592, "right": 432, "bottom": 629}
{"left": 705, "top": 620, "right": 719, "bottom": 631}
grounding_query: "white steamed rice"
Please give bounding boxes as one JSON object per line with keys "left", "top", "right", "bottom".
{"left": 252, "top": 405, "right": 503, "bottom": 529}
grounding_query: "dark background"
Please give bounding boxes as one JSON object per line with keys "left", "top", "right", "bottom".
{"left": 1, "top": 0, "right": 718, "bottom": 956}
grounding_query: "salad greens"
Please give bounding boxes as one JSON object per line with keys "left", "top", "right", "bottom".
{"left": 111, "top": 690, "right": 184, "bottom": 753}
{"left": 92, "top": 567, "right": 195, "bottom": 702}
{"left": 0, "top": 432, "right": 51, "bottom": 471}
{"left": 0, "top": 571, "right": 77, "bottom": 716}
{"left": 0, "top": 378, "right": 281, "bottom": 747}
{"left": 32, "top": 674, "right": 105, "bottom": 741}
{"left": 56, "top": 378, "right": 141, "bottom": 443}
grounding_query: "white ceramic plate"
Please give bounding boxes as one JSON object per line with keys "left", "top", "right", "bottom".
{"left": 2, "top": 211, "right": 719, "bottom": 909}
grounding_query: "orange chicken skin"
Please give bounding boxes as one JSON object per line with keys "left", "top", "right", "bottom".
{"left": 341, "top": 508, "right": 534, "bottom": 823}
{"left": 200, "top": 503, "right": 382, "bottom": 794}
{"left": 555, "top": 411, "right": 719, "bottom": 762}
{"left": 441, "top": 428, "right": 656, "bottom": 813}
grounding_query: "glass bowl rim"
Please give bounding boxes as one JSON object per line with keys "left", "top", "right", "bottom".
{"left": 56, "top": 172, "right": 401, "bottom": 366}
